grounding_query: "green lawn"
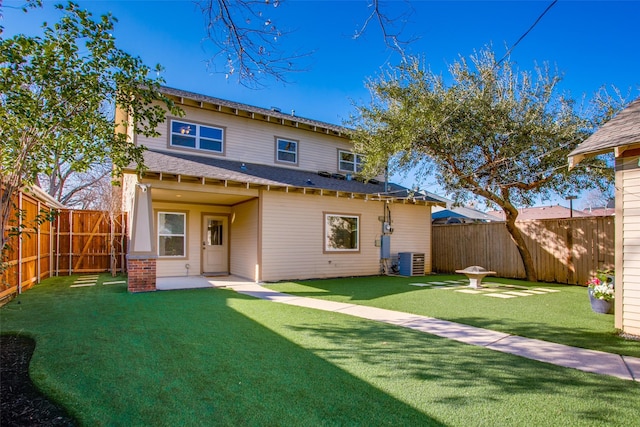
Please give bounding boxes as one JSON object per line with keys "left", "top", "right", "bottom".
{"left": 1, "top": 274, "right": 639, "bottom": 426}
{"left": 267, "top": 275, "right": 640, "bottom": 358}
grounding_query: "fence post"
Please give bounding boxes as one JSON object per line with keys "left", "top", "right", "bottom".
{"left": 17, "top": 192, "right": 22, "bottom": 294}
{"left": 69, "top": 210, "right": 73, "bottom": 276}
{"left": 37, "top": 199, "right": 41, "bottom": 284}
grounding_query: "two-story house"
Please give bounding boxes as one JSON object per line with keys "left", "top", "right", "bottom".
{"left": 119, "top": 87, "right": 442, "bottom": 292}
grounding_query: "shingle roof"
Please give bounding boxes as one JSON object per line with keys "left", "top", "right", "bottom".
{"left": 160, "top": 86, "right": 349, "bottom": 135}
{"left": 432, "top": 207, "right": 502, "bottom": 222}
{"left": 134, "top": 149, "right": 443, "bottom": 204}
{"left": 569, "top": 97, "right": 640, "bottom": 164}
{"left": 486, "top": 205, "right": 592, "bottom": 220}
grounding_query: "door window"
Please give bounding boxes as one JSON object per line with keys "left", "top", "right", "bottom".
{"left": 207, "top": 219, "right": 223, "bottom": 246}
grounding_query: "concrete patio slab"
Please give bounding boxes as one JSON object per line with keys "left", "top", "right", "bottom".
{"left": 622, "top": 356, "right": 640, "bottom": 381}
{"left": 486, "top": 335, "right": 640, "bottom": 381}
{"left": 282, "top": 297, "right": 356, "bottom": 312}
{"left": 156, "top": 276, "right": 214, "bottom": 290}
{"left": 403, "top": 318, "right": 511, "bottom": 346}
{"left": 502, "top": 291, "right": 533, "bottom": 297}
{"left": 336, "top": 305, "right": 426, "bottom": 325}
{"left": 483, "top": 293, "right": 515, "bottom": 299}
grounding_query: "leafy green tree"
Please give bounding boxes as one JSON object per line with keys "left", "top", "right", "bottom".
{"left": 348, "top": 47, "right": 622, "bottom": 282}
{"left": 0, "top": 2, "right": 181, "bottom": 274}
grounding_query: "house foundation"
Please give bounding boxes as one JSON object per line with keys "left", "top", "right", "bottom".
{"left": 127, "top": 256, "right": 157, "bottom": 292}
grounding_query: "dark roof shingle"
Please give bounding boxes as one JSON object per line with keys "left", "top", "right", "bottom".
{"left": 134, "top": 149, "right": 443, "bottom": 203}
{"left": 569, "top": 97, "right": 640, "bottom": 160}
{"left": 160, "top": 86, "right": 349, "bottom": 135}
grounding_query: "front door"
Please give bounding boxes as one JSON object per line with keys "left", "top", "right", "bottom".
{"left": 202, "top": 215, "right": 228, "bottom": 275}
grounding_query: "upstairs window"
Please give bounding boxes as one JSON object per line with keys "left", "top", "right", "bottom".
{"left": 276, "top": 138, "right": 298, "bottom": 164}
{"left": 338, "top": 150, "right": 364, "bottom": 173}
{"left": 170, "top": 120, "right": 224, "bottom": 153}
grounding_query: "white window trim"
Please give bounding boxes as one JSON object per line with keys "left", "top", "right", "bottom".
{"left": 324, "top": 213, "right": 360, "bottom": 253}
{"left": 157, "top": 211, "right": 186, "bottom": 258}
{"left": 338, "top": 150, "right": 364, "bottom": 173}
{"left": 275, "top": 137, "right": 299, "bottom": 165}
{"left": 169, "top": 119, "right": 224, "bottom": 153}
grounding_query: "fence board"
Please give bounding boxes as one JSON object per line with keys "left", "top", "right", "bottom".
{"left": 432, "top": 216, "right": 615, "bottom": 285}
{"left": 2, "top": 189, "right": 127, "bottom": 302}
{"left": 54, "top": 210, "right": 127, "bottom": 275}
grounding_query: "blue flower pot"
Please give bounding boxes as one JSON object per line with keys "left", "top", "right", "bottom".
{"left": 589, "top": 290, "right": 613, "bottom": 314}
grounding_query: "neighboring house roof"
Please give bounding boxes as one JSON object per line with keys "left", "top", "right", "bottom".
{"left": 23, "top": 185, "right": 67, "bottom": 209}
{"left": 584, "top": 207, "right": 615, "bottom": 217}
{"left": 134, "top": 149, "right": 443, "bottom": 204}
{"left": 160, "top": 86, "right": 349, "bottom": 137}
{"left": 569, "top": 97, "right": 640, "bottom": 167}
{"left": 486, "top": 205, "right": 592, "bottom": 220}
{"left": 432, "top": 207, "right": 503, "bottom": 224}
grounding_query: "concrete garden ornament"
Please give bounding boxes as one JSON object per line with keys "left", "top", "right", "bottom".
{"left": 587, "top": 270, "right": 614, "bottom": 314}
{"left": 455, "top": 266, "right": 496, "bottom": 289}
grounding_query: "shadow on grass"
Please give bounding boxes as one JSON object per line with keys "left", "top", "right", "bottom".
{"left": 282, "top": 320, "right": 640, "bottom": 425}
{"left": 445, "top": 316, "right": 635, "bottom": 356}
{"left": 269, "top": 275, "right": 640, "bottom": 358}
{"left": 0, "top": 276, "right": 443, "bottom": 426}
{"left": 271, "top": 274, "right": 565, "bottom": 301}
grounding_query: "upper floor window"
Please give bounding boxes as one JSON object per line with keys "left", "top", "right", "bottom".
{"left": 170, "top": 119, "right": 224, "bottom": 153}
{"left": 338, "top": 150, "right": 364, "bottom": 173}
{"left": 276, "top": 138, "right": 298, "bottom": 164}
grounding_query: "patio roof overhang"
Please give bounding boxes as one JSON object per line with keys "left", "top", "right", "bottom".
{"left": 137, "top": 169, "right": 443, "bottom": 206}
{"left": 127, "top": 150, "right": 444, "bottom": 207}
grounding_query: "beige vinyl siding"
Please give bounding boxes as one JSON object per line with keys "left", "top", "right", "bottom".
{"left": 261, "top": 192, "right": 379, "bottom": 281}
{"left": 137, "top": 104, "right": 354, "bottom": 174}
{"left": 230, "top": 198, "right": 259, "bottom": 281}
{"left": 152, "top": 201, "right": 231, "bottom": 278}
{"left": 387, "top": 203, "right": 432, "bottom": 274}
{"left": 617, "top": 154, "right": 640, "bottom": 335}
{"left": 260, "top": 192, "right": 432, "bottom": 281}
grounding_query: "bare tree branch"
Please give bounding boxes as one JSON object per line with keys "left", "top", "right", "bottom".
{"left": 198, "top": 0, "right": 415, "bottom": 88}
{"left": 198, "top": 0, "right": 313, "bottom": 88}
{"left": 352, "top": 0, "right": 416, "bottom": 57}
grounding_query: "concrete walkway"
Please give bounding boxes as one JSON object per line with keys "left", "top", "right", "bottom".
{"left": 159, "top": 276, "right": 640, "bottom": 382}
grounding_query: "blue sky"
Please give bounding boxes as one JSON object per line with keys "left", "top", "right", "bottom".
{"left": 3, "top": 0, "right": 640, "bottom": 205}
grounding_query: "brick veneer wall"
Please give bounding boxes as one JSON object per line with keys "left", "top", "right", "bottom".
{"left": 127, "top": 257, "right": 157, "bottom": 292}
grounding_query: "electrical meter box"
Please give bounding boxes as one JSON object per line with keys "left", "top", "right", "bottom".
{"left": 380, "top": 235, "right": 391, "bottom": 259}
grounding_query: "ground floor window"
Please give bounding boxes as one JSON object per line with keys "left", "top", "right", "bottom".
{"left": 324, "top": 213, "right": 360, "bottom": 252}
{"left": 158, "top": 212, "right": 186, "bottom": 257}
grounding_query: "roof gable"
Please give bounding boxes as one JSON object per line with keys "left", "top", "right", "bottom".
{"left": 569, "top": 97, "right": 640, "bottom": 166}
{"left": 160, "top": 86, "right": 349, "bottom": 138}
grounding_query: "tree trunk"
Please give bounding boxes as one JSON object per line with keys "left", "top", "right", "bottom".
{"left": 504, "top": 217, "right": 538, "bottom": 282}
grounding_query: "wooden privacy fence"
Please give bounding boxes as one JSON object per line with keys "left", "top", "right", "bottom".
{"left": 53, "top": 209, "right": 127, "bottom": 276}
{"left": 1, "top": 190, "right": 127, "bottom": 301}
{"left": 432, "top": 216, "right": 614, "bottom": 285}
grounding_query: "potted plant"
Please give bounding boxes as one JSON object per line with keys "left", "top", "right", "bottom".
{"left": 587, "top": 270, "right": 614, "bottom": 314}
